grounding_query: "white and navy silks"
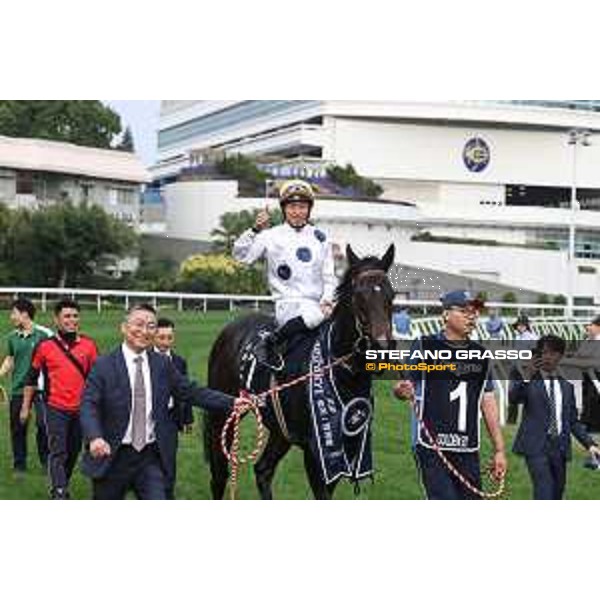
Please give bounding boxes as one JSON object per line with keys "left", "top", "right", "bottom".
{"left": 233, "top": 222, "right": 336, "bottom": 329}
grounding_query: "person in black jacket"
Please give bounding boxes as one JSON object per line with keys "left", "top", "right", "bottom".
{"left": 80, "top": 304, "right": 249, "bottom": 500}
{"left": 510, "top": 335, "right": 600, "bottom": 500}
{"left": 153, "top": 317, "right": 192, "bottom": 499}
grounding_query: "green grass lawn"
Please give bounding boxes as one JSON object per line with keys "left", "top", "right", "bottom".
{"left": 0, "top": 308, "right": 598, "bottom": 500}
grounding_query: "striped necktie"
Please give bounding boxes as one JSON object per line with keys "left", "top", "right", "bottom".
{"left": 132, "top": 356, "right": 147, "bottom": 451}
{"left": 547, "top": 376, "right": 559, "bottom": 437}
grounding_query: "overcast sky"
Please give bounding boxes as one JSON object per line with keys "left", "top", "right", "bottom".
{"left": 107, "top": 100, "right": 161, "bottom": 166}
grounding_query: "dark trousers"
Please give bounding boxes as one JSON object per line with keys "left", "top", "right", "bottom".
{"left": 92, "top": 444, "right": 167, "bottom": 500}
{"left": 507, "top": 403, "right": 520, "bottom": 425}
{"left": 414, "top": 445, "right": 482, "bottom": 500}
{"left": 165, "top": 440, "right": 177, "bottom": 500}
{"left": 525, "top": 446, "right": 567, "bottom": 500}
{"left": 45, "top": 405, "right": 82, "bottom": 495}
{"left": 9, "top": 394, "right": 49, "bottom": 470}
{"left": 282, "top": 320, "right": 318, "bottom": 378}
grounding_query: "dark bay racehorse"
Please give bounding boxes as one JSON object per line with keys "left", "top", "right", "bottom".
{"left": 203, "top": 244, "right": 395, "bottom": 499}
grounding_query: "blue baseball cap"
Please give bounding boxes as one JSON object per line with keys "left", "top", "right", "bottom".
{"left": 440, "top": 290, "right": 484, "bottom": 310}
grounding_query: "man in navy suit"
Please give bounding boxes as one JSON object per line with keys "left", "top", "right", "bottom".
{"left": 510, "top": 334, "right": 600, "bottom": 500}
{"left": 80, "top": 304, "right": 249, "bottom": 500}
{"left": 153, "top": 317, "right": 193, "bottom": 499}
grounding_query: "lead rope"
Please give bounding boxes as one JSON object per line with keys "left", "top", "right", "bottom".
{"left": 220, "top": 390, "right": 266, "bottom": 500}
{"left": 221, "top": 353, "right": 353, "bottom": 499}
{"left": 407, "top": 395, "right": 506, "bottom": 499}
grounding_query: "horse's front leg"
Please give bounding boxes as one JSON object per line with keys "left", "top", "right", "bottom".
{"left": 254, "top": 429, "right": 291, "bottom": 499}
{"left": 204, "top": 414, "right": 230, "bottom": 500}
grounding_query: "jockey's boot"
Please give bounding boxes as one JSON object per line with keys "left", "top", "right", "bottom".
{"left": 262, "top": 332, "right": 284, "bottom": 371}
{"left": 263, "top": 317, "right": 310, "bottom": 370}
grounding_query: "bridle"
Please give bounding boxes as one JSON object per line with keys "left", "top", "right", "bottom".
{"left": 350, "top": 267, "right": 392, "bottom": 357}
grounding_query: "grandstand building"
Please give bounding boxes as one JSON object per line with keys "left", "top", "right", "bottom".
{"left": 149, "top": 101, "right": 600, "bottom": 304}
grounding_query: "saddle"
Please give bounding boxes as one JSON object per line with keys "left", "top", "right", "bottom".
{"left": 239, "top": 326, "right": 284, "bottom": 393}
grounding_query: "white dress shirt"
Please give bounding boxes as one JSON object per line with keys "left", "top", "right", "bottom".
{"left": 121, "top": 343, "right": 156, "bottom": 445}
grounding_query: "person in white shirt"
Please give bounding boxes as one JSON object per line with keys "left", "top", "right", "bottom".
{"left": 233, "top": 179, "right": 336, "bottom": 365}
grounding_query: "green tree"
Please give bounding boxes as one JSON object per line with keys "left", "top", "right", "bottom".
{"left": 0, "top": 203, "right": 14, "bottom": 283}
{"left": 326, "top": 163, "right": 383, "bottom": 198}
{"left": 476, "top": 290, "right": 489, "bottom": 303}
{"left": 178, "top": 253, "right": 267, "bottom": 295}
{"left": 0, "top": 101, "right": 122, "bottom": 149}
{"left": 536, "top": 293, "right": 550, "bottom": 305}
{"left": 6, "top": 203, "right": 137, "bottom": 287}
{"left": 500, "top": 291, "right": 518, "bottom": 316}
{"left": 117, "top": 126, "right": 135, "bottom": 152}
{"left": 501, "top": 291, "right": 517, "bottom": 304}
{"left": 215, "top": 153, "right": 268, "bottom": 197}
{"left": 133, "top": 248, "right": 178, "bottom": 291}
{"left": 211, "top": 208, "right": 282, "bottom": 253}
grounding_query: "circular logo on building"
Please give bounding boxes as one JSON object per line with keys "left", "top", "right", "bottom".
{"left": 463, "top": 137, "right": 491, "bottom": 173}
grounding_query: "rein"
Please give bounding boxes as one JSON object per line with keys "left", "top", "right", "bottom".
{"left": 222, "top": 264, "right": 392, "bottom": 499}
{"left": 221, "top": 352, "right": 353, "bottom": 499}
{"left": 406, "top": 394, "right": 506, "bottom": 500}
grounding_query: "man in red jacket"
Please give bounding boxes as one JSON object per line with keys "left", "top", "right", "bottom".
{"left": 21, "top": 299, "right": 98, "bottom": 499}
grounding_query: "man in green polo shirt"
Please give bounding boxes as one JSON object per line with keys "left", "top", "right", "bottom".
{"left": 0, "top": 298, "right": 51, "bottom": 473}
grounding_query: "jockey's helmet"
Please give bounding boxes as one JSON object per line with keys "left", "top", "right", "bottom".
{"left": 279, "top": 179, "right": 315, "bottom": 210}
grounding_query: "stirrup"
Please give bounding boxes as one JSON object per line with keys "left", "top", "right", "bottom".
{"left": 256, "top": 330, "right": 285, "bottom": 372}
{"left": 264, "top": 350, "right": 285, "bottom": 373}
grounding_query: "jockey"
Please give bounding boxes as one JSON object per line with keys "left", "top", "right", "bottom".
{"left": 232, "top": 179, "right": 337, "bottom": 364}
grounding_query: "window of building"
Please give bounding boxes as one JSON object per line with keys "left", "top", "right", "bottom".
{"left": 578, "top": 265, "right": 597, "bottom": 274}
{"left": 16, "top": 171, "right": 34, "bottom": 194}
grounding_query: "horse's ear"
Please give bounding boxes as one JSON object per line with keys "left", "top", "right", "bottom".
{"left": 380, "top": 244, "right": 395, "bottom": 272}
{"left": 346, "top": 244, "right": 360, "bottom": 267}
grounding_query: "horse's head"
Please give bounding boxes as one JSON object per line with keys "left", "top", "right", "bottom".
{"left": 336, "top": 244, "right": 395, "bottom": 348}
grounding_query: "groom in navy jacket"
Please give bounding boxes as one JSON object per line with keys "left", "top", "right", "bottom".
{"left": 510, "top": 334, "right": 600, "bottom": 500}
{"left": 80, "top": 304, "right": 248, "bottom": 499}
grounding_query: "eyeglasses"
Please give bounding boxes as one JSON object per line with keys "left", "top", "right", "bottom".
{"left": 127, "top": 319, "right": 158, "bottom": 332}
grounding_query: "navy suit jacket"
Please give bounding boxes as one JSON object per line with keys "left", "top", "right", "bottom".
{"left": 170, "top": 352, "right": 193, "bottom": 429}
{"left": 510, "top": 374, "right": 595, "bottom": 460}
{"left": 80, "top": 347, "right": 233, "bottom": 480}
